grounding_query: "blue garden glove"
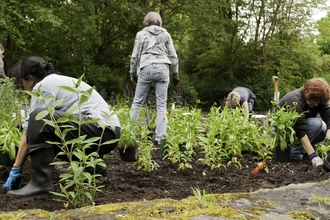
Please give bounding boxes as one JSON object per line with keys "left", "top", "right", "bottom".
{"left": 172, "top": 72, "right": 180, "bottom": 87}
{"left": 2, "top": 167, "right": 24, "bottom": 190}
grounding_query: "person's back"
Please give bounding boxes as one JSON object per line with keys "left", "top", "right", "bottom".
{"left": 129, "top": 12, "right": 179, "bottom": 151}
{"left": 226, "top": 86, "right": 256, "bottom": 123}
{"left": 31, "top": 74, "right": 120, "bottom": 128}
{"left": 232, "top": 86, "right": 256, "bottom": 105}
{"left": 137, "top": 25, "right": 178, "bottom": 74}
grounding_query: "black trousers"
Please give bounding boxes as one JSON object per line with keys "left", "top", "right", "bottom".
{"left": 26, "top": 108, "right": 120, "bottom": 159}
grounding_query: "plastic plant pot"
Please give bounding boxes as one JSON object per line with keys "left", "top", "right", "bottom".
{"left": 323, "top": 153, "right": 330, "bottom": 172}
{"left": 275, "top": 147, "right": 291, "bottom": 163}
{"left": 118, "top": 146, "right": 137, "bottom": 162}
{"left": 0, "top": 151, "right": 11, "bottom": 166}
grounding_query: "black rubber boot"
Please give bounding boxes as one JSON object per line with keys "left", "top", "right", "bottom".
{"left": 7, "top": 147, "right": 55, "bottom": 196}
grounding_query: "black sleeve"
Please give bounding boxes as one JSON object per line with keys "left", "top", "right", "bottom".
{"left": 319, "top": 103, "right": 330, "bottom": 130}
{"left": 279, "top": 89, "right": 307, "bottom": 140}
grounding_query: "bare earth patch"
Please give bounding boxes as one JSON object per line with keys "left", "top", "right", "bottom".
{"left": 0, "top": 148, "right": 329, "bottom": 212}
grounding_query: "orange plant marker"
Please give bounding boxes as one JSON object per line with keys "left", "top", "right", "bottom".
{"left": 251, "top": 160, "right": 266, "bottom": 175}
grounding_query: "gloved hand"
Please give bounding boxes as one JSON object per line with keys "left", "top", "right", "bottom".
{"left": 311, "top": 156, "right": 323, "bottom": 167}
{"left": 172, "top": 72, "right": 180, "bottom": 87}
{"left": 2, "top": 167, "right": 24, "bottom": 190}
{"left": 129, "top": 72, "right": 137, "bottom": 84}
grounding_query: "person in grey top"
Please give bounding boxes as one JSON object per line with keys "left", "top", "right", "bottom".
{"left": 0, "top": 43, "right": 7, "bottom": 78}
{"left": 3, "top": 56, "right": 121, "bottom": 196}
{"left": 129, "top": 12, "right": 179, "bottom": 150}
{"left": 226, "top": 86, "right": 256, "bottom": 123}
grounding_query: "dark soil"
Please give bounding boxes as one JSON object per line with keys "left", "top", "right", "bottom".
{"left": 1, "top": 147, "right": 329, "bottom": 212}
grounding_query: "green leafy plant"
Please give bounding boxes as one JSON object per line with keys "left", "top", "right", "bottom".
{"left": 268, "top": 102, "right": 303, "bottom": 151}
{"left": 164, "top": 107, "right": 204, "bottom": 170}
{"left": 197, "top": 105, "right": 230, "bottom": 170}
{"left": 0, "top": 120, "right": 21, "bottom": 160}
{"left": 144, "top": 105, "right": 157, "bottom": 139}
{"left": 315, "top": 141, "right": 330, "bottom": 159}
{"left": 241, "top": 117, "right": 273, "bottom": 160}
{"left": 117, "top": 106, "right": 138, "bottom": 151}
{"left": 191, "top": 187, "right": 213, "bottom": 208}
{"left": 27, "top": 75, "right": 118, "bottom": 208}
{"left": 0, "top": 78, "right": 24, "bottom": 161}
{"left": 135, "top": 125, "right": 159, "bottom": 175}
{"left": 197, "top": 105, "right": 270, "bottom": 170}
{"left": 249, "top": 115, "right": 275, "bottom": 172}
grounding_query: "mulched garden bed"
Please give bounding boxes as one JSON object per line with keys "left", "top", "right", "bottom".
{"left": 0, "top": 147, "right": 329, "bottom": 212}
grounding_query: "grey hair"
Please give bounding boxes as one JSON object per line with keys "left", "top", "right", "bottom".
{"left": 143, "top": 12, "right": 162, "bottom": 27}
{"left": 226, "top": 92, "right": 240, "bottom": 109}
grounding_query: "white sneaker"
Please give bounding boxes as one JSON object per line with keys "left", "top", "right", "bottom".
{"left": 311, "top": 156, "right": 323, "bottom": 167}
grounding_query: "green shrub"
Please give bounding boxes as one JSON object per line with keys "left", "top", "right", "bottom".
{"left": 0, "top": 78, "right": 24, "bottom": 160}
{"left": 268, "top": 102, "right": 303, "bottom": 151}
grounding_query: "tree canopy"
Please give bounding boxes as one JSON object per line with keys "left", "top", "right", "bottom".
{"left": 0, "top": 0, "right": 329, "bottom": 110}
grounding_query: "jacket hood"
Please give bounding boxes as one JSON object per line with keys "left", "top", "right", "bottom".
{"left": 143, "top": 25, "right": 166, "bottom": 35}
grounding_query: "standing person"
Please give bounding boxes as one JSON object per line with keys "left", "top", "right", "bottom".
{"left": 278, "top": 78, "right": 330, "bottom": 167}
{"left": 129, "top": 11, "right": 179, "bottom": 148}
{"left": 226, "top": 86, "right": 256, "bottom": 122}
{"left": 2, "top": 56, "right": 121, "bottom": 196}
{"left": 0, "top": 43, "right": 7, "bottom": 78}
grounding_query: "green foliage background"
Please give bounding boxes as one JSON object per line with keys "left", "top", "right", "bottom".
{"left": 0, "top": 0, "right": 329, "bottom": 110}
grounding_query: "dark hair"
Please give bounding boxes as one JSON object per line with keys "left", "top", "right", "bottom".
{"left": 302, "top": 78, "right": 330, "bottom": 104}
{"left": 11, "top": 56, "right": 55, "bottom": 88}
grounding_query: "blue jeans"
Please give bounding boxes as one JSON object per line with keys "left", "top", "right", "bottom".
{"left": 130, "top": 63, "right": 169, "bottom": 143}
{"left": 291, "top": 117, "right": 326, "bottom": 157}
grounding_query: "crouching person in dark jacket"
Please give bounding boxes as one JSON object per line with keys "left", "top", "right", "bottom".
{"left": 278, "top": 78, "right": 330, "bottom": 167}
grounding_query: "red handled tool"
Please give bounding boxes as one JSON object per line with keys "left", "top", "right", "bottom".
{"left": 251, "top": 160, "right": 266, "bottom": 175}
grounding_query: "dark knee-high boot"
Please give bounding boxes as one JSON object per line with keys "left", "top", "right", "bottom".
{"left": 8, "top": 147, "right": 55, "bottom": 196}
